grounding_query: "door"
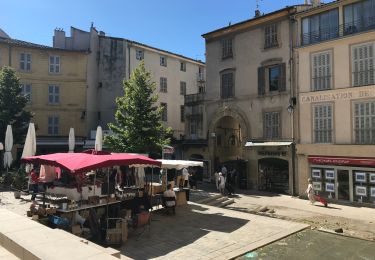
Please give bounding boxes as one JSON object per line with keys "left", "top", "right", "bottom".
{"left": 337, "top": 170, "right": 350, "bottom": 200}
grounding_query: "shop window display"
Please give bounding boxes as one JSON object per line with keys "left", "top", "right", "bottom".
{"left": 311, "top": 168, "right": 335, "bottom": 199}
{"left": 353, "top": 171, "right": 375, "bottom": 204}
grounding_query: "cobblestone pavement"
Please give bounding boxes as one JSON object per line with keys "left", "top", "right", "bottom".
{"left": 190, "top": 182, "right": 375, "bottom": 241}
{"left": 121, "top": 203, "right": 308, "bottom": 260}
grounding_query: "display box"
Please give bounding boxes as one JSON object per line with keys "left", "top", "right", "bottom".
{"left": 72, "top": 224, "right": 82, "bottom": 236}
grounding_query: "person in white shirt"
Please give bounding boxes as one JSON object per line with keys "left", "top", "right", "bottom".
{"left": 218, "top": 172, "right": 226, "bottom": 195}
{"left": 214, "top": 169, "right": 220, "bottom": 190}
{"left": 182, "top": 168, "right": 189, "bottom": 188}
{"left": 163, "top": 184, "right": 176, "bottom": 214}
{"left": 221, "top": 165, "right": 227, "bottom": 176}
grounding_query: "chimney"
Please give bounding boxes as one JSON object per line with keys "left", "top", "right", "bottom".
{"left": 255, "top": 9, "right": 261, "bottom": 18}
{"left": 53, "top": 28, "right": 66, "bottom": 48}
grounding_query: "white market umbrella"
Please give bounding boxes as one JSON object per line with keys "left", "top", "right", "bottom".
{"left": 21, "top": 123, "right": 36, "bottom": 172}
{"left": 68, "top": 128, "right": 75, "bottom": 153}
{"left": 95, "top": 126, "right": 103, "bottom": 151}
{"left": 3, "top": 125, "right": 13, "bottom": 169}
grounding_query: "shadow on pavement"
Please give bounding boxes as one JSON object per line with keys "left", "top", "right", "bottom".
{"left": 121, "top": 203, "right": 250, "bottom": 259}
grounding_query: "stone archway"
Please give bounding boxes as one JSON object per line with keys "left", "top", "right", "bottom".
{"left": 208, "top": 106, "right": 249, "bottom": 171}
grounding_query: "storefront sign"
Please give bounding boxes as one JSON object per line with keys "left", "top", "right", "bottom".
{"left": 308, "top": 156, "right": 375, "bottom": 167}
{"left": 300, "top": 89, "right": 375, "bottom": 104}
{"left": 258, "top": 151, "right": 287, "bottom": 157}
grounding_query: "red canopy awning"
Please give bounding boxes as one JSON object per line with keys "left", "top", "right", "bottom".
{"left": 21, "top": 152, "right": 161, "bottom": 173}
{"left": 308, "top": 155, "right": 375, "bottom": 167}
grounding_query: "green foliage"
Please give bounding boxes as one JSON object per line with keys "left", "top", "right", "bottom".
{"left": 11, "top": 168, "right": 28, "bottom": 190}
{"left": 105, "top": 62, "right": 172, "bottom": 158}
{"left": 0, "top": 66, "right": 32, "bottom": 145}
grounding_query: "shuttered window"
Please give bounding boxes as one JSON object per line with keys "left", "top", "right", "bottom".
{"left": 352, "top": 43, "right": 374, "bottom": 87}
{"left": 264, "top": 112, "right": 280, "bottom": 139}
{"left": 354, "top": 101, "right": 375, "bottom": 144}
{"left": 265, "top": 23, "right": 278, "bottom": 49}
{"left": 312, "top": 51, "right": 332, "bottom": 91}
{"left": 160, "top": 77, "right": 167, "bottom": 92}
{"left": 161, "top": 103, "right": 168, "bottom": 121}
{"left": 313, "top": 104, "right": 333, "bottom": 143}
{"left": 221, "top": 38, "right": 233, "bottom": 59}
{"left": 221, "top": 71, "right": 234, "bottom": 99}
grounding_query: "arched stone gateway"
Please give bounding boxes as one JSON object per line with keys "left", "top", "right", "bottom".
{"left": 208, "top": 106, "right": 249, "bottom": 172}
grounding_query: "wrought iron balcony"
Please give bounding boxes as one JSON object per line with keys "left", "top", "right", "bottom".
{"left": 184, "top": 93, "right": 205, "bottom": 105}
{"left": 300, "top": 16, "right": 375, "bottom": 46}
{"left": 197, "top": 72, "right": 205, "bottom": 82}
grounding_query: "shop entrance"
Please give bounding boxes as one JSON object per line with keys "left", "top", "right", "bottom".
{"left": 337, "top": 170, "right": 350, "bottom": 201}
{"left": 258, "top": 158, "right": 289, "bottom": 194}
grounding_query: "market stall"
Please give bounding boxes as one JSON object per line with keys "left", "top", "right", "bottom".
{"left": 21, "top": 151, "right": 161, "bottom": 245}
{"left": 157, "top": 159, "right": 204, "bottom": 205}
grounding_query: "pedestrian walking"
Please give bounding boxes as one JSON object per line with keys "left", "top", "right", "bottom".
{"left": 306, "top": 178, "right": 315, "bottom": 204}
{"left": 214, "top": 168, "right": 220, "bottom": 190}
{"left": 218, "top": 172, "right": 226, "bottom": 195}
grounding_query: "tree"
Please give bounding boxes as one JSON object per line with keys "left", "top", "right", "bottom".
{"left": 0, "top": 66, "right": 32, "bottom": 145}
{"left": 105, "top": 62, "right": 171, "bottom": 158}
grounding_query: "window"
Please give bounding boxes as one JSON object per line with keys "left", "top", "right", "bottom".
{"left": 20, "top": 53, "right": 31, "bottom": 71}
{"left": 221, "top": 71, "right": 234, "bottom": 99}
{"left": 352, "top": 43, "right": 374, "bottom": 87}
{"left": 258, "top": 63, "right": 286, "bottom": 95}
{"left": 180, "top": 105, "right": 185, "bottom": 122}
{"left": 21, "top": 83, "right": 32, "bottom": 103}
{"left": 160, "top": 77, "right": 167, "bottom": 93}
{"left": 161, "top": 103, "right": 167, "bottom": 121}
{"left": 221, "top": 38, "right": 233, "bottom": 59}
{"left": 265, "top": 23, "right": 278, "bottom": 49}
{"left": 49, "top": 55, "right": 60, "bottom": 73}
{"left": 354, "top": 101, "right": 375, "bottom": 144}
{"left": 180, "top": 62, "right": 186, "bottom": 72}
{"left": 48, "top": 85, "right": 60, "bottom": 104}
{"left": 190, "top": 120, "right": 197, "bottom": 137}
{"left": 269, "top": 66, "right": 281, "bottom": 92}
{"left": 160, "top": 56, "right": 167, "bottom": 67}
{"left": 313, "top": 104, "right": 333, "bottom": 143}
{"left": 180, "top": 81, "right": 186, "bottom": 95}
{"left": 344, "top": 0, "right": 375, "bottom": 35}
{"left": 312, "top": 51, "right": 332, "bottom": 91}
{"left": 264, "top": 112, "right": 280, "bottom": 139}
{"left": 136, "top": 49, "right": 144, "bottom": 60}
{"left": 302, "top": 9, "right": 339, "bottom": 45}
{"left": 48, "top": 116, "right": 59, "bottom": 135}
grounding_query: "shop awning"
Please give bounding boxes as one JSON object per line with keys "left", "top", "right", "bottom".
{"left": 308, "top": 155, "right": 375, "bottom": 167}
{"left": 21, "top": 152, "right": 161, "bottom": 173}
{"left": 245, "top": 141, "right": 293, "bottom": 147}
{"left": 157, "top": 159, "right": 204, "bottom": 170}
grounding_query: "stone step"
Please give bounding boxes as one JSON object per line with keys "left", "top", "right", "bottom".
{"left": 195, "top": 194, "right": 223, "bottom": 204}
{"left": 218, "top": 199, "right": 235, "bottom": 208}
{"left": 206, "top": 197, "right": 229, "bottom": 206}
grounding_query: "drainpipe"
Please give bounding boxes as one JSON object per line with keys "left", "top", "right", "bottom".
{"left": 289, "top": 11, "right": 297, "bottom": 197}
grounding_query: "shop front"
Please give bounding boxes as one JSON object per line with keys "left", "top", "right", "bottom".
{"left": 245, "top": 141, "right": 294, "bottom": 195}
{"left": 308, "top": 156, "right": 375, "bottom": 205}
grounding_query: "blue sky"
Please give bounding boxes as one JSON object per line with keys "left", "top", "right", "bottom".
{"left": 2, "top": 0, "right": 306, "bottom": 61}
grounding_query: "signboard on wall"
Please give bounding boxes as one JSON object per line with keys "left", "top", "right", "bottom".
{"left": 308, "top": 156, "right": 375, "bottom": 167}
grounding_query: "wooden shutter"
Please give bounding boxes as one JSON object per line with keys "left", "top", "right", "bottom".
{"left": 258, "top": 67, "right": 265, "bottom": 96}
{"left": 279, "top": 63, "right": 286, "bottom": 92}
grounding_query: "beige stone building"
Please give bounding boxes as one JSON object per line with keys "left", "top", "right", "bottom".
{"left": 295, "top": 0, "right": 375, "bottom": 205}
{"left": 0, "top": 32, "right": 88, "bottom": 154}
{"left": 200, "top": 6, "right": 309, "bottom": 193}
{"left": 53, "top": 26, "right": 205, "bottom": 156}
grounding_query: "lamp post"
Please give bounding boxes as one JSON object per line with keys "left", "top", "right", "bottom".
{"left": 288, "top": 99, "right": 296, "bottom": 196}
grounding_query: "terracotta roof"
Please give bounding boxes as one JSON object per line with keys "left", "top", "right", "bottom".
{"left": 0, "top": 36, "right": 86, "bottom": 53}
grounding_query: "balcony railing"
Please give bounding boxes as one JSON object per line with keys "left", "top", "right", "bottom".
{"left": 197, "top": 72, "right": 205, "bottom": 82}
{"left": 301, "top": 16, "right": 375, "bottom": 46}
{"left": 185, "top": 93, "right": 205, "bottom": 105}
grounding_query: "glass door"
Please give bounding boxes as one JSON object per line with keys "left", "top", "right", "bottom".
{"left": 337, "top": 170, "right": 350, "bottom": 201}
